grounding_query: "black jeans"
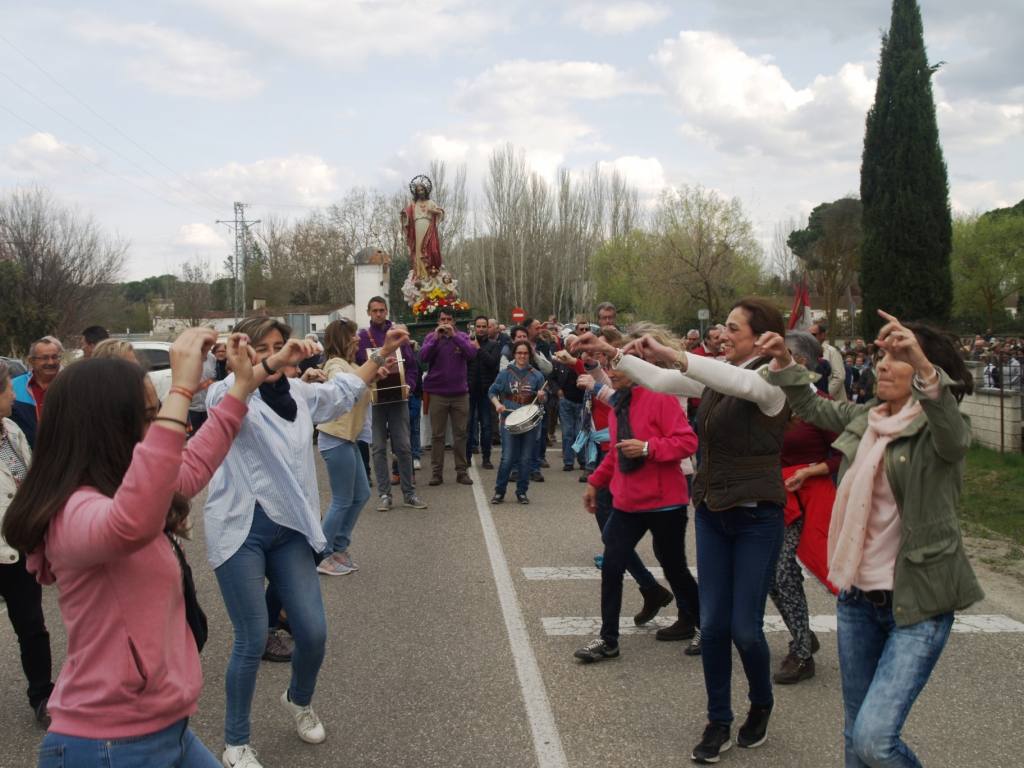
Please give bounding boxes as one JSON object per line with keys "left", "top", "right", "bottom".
{"left": 600, "top": 506, "right": 700, "bottom": 645}
{"left": 0, "top": 556, "right": 53, "bottom": 709}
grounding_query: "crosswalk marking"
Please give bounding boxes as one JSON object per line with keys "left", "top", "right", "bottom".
{"left": 541, "top": 614, "right": 1024, "bottom": 636}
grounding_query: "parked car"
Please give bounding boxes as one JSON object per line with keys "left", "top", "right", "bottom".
{"left": 132, "top": 341, "right": 173, "bottom": 401}
{"left": 0, "top": 356, "right": 28, "bottom": 378}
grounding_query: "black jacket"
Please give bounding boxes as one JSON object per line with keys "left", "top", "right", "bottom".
{"left": 468, "top": 338, "right": 502, "bottom": 394}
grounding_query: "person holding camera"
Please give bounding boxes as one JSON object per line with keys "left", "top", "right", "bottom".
{"left": 420, "top": 310, "right": 477, "bottom": 486}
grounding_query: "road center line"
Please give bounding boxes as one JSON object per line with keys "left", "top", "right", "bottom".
{"left": 468, "top": 465, "right": 568, "bottom": 768}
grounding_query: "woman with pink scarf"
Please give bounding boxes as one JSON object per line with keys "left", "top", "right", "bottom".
{"left": 760, "top": 310, "right": 982, "bottom": 768}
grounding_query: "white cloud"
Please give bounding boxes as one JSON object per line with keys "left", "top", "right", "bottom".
{"left": 597, "top": 156, "right": 667, "bottom": 196}
{"left": 176, "top": 222, "right": 228, "bottom": 250}
{"left": 654, "top": 31, "right": 874, "bottom": 161}
{"left": 74, "top": 20, "right": 262, "bottom": 99}
{"left": 192, "top": 154, "right": 347, "bottom": 208}
{"left": 193, "top": 0, "right": 501, "bottom": 67}
{"left": 950, "top": 179, "right": 1024, "bottom": 215}
{"left": 2, "top": 132, "right": 98, "bottom": 175}
{"left": 936, "top": 92, "right": 1024, "bottom": 150}
{"left": 563, "top": 2, "right": 671, "bottom": 35}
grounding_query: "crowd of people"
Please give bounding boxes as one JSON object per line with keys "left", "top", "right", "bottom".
{"left": 0, "top": 294, "right": 991, "bottom": 767}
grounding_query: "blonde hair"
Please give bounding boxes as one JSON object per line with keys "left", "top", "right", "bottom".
{"left": 90, "top": 339, "right": 138, "bottom": 363}
{"left": 626, "top": 322, "right": 682, "bottom": 368}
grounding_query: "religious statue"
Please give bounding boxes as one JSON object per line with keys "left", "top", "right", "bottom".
{"left": 400, "top": 175, "right": 445, "bottom": 280}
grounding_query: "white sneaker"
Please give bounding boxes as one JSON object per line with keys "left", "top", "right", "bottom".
{"left": 281, "top": 690, "right": 326, "bottom": 744}
{"left": 222, "top": 744, "right": 263, "bottom": 768}
{"left": 413, "top": 458, "right": 421, "bottom": 470}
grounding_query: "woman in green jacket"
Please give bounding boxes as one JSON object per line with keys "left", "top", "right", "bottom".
{"left": 760, "top": 310, "right": 982, "bottom": 768}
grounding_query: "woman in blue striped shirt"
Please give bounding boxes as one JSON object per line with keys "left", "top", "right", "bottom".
{"left": 205, "top": 317, "right": 407, "bottom": 768}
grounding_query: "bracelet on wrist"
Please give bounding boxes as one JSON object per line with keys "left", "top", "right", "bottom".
{"left": 611, "top": 350, "right": 624, "bottom": 369}
{"left": 168, "top": 385, "right": 195, "bottom": 400}
{"left": 261, "top": 359, "right": 278, "bottom": 375}
{"left": 154, "top": 416, "right": 188, "bottom": 428}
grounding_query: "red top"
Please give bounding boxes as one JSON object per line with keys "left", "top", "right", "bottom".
{"left": 28, "top": 377, "right": 48, "bottom": 422}
{"left": 576, "top": 359, "right": 611, "bottom": 449}
{"left": 588, "top": 386, "right": 697, "bottom": 512}
{"left": 780, "top": 392, "right": 840, "bottom": 474}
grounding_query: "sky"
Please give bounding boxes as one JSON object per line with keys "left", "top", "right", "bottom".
{"left": 1, "top": 0, "right": 1022, "bottom": 281}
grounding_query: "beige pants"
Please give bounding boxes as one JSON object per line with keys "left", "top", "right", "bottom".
{"left": 429, "top": 393, "right": 470, "bottom": 477}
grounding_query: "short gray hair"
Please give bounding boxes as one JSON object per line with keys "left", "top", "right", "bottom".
{"left": 30, "top": 335, "right": 64, "bottom": 357}
{"left": 596, "top": 301, "right": 616, "bottom": 314}
{"left": 785, "top": 330, "right": 822, "bottom": 366}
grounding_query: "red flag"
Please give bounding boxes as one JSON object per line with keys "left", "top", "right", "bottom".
{"left": 788, "top": 279, "right": 811, "bottom": 330}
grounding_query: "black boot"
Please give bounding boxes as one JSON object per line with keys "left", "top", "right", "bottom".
{"left": 634, "top": 583, "right": 673, "bottom": 626}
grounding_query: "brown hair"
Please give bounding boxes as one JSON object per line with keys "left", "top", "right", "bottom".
{"left": 731, "top": 297, "right": 785, "bottom": 337}
{"left": 233, "top": 317, "right": 292, "bottom": 344}
{"left": 598, "top": 326, "right": 623, "bottom": 345}
{"left": 2, "top": 358, "right": 191, "bottom": 552}
{"left": 905, "top": 322, "right": 974, "bottom": 403}
{"left": 90, "top": 339, "right": 138, "bottom": 362}
{"left": 323, "top": 318, "right": 359, "bottom": 362}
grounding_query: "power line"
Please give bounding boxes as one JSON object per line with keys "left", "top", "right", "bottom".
{"left": 0, "top": 101, "right": 227, "bottom": 221}
{"left": 0, "top": 32, "right": 226, "bottom": 212}
{"left": 0, "top": 70, "right": 221, "bottom": 220}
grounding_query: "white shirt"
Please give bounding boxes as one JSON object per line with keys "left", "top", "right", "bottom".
{"left": 203, "top": 372, "right": 366, "bottom": 568}
{"left": 616, "top": 353, "right": 787, "bottom": 417}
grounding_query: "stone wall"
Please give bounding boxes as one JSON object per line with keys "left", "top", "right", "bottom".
{"left": 961, "top": 389, "right": 1023, "bottom": 452}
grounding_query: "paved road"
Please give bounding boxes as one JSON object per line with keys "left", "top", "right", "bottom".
{"left": 2, "top": 447, "right": 1023, "bottom": 767}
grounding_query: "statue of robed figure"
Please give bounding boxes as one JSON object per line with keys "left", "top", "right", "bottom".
{"left": 400, "top": 174, "right": 445, "bottom": 280}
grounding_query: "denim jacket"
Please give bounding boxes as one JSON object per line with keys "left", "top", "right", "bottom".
{"left": 761, "top": 364, "right": 984, "bottom": 626}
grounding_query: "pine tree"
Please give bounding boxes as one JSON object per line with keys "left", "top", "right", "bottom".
{"left": 859, "top": 0, "right": 952, "bottom": 336}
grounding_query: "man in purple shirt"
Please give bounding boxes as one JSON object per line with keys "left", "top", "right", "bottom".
{"left": 357, "top": 296, "right": 426, "bottom": 511}
{"left": 420, "top": 309, "right": 477, "bottom": 486}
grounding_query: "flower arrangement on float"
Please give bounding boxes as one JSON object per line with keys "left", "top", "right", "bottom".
{"left": 403, "top": 270, "right": 469, "bottom": 317}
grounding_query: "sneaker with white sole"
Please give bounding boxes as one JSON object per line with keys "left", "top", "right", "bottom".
{"left": 317, "top": 553, "right": 355, "bottom": 577}
{"left": 280, "top": 690, "right": 326, "bottom": 744}
{"left": 403, "top": 494, "right": 428, "bottom": 509}
{"left": 413, "top": 458, "right": 422, "bottom": 470}
{"left": 222, "top": 744, "right": 263, "bottom": 768}
{"left": 334, "top": 550, "right": 358, "bottom": 571}
{"left": 376, "top": 494, "right": 392, "bottom": 512}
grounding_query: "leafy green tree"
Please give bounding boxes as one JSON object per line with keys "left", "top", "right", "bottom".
{"left": 0, "top": 261, "right": 58, "bottom": 355}
{"left": 591, "top": 230, "right": 652, "bottom": 318}
{"left": 788, "top": 198, "right": 862, "bottom": 337}
{"left": 952, "top": 212, "right": 1024, "bottom": 328}
{"left": 859, "top": 0, "right": 952, "bottom": 336}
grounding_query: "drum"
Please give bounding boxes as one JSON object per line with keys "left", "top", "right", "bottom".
{"left": 505, "top": 403, "right": 543, "bottom": 435}
{"left": 370, "top": 347, "right": 408, "bottom": 404}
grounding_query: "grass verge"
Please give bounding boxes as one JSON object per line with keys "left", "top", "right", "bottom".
{"left": 961, "top": 446, "right": 1024, "bottom": 569}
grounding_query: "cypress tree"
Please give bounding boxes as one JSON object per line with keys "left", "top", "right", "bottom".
{"left": 859, "top": 0, "right": 952, "bottom": 336}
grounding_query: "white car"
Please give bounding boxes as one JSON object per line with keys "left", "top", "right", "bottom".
{"left": 132, "top": 341, "right": 174, "bottom": 402}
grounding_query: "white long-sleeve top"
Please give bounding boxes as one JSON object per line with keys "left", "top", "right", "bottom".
{"left": 615, "top": 352, "right": 786, "bottom": 417}
{"left": 203, "top": 372, "right": 366, "bottom": 567}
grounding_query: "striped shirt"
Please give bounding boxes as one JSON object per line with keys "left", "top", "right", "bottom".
{"left": 203, "top": 372, "right": 366, "bottom": 568}
{"left": 0, "top": 422, "right": 28, "bottom": 485}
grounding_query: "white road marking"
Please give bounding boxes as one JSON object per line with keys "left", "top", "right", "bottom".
{"left": 468, "top": 465, "right": 568, "bottom": 768}
{"left": 542, "top": 614, "right": 1024, "bottom": 636}
{"left": 523, "top": 566, "right": 696, "bottom": 580}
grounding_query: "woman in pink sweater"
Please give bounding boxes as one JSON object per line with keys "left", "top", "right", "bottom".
{"left": 2, "top": 328, "right": 261, "bottom": 768}
{"left": 574, "top": 347, "right": 699, "bottom": 663}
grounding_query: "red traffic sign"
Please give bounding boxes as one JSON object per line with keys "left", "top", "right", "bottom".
{"left": 510, "top": 307, "right": 526, "bottom": 323}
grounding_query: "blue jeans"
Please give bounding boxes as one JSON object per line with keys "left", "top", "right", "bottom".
{"left": 495, "top": 425, "right": 535, "bottom": 496}
{"left": 838, "top": 589, "right": 954, "bottom": 767}
{"left": 321, "top": 441, "right": 371, "bottom": 554}
{"left": 408, "top": 393, "right": 422, "bottom": 460}
{"left": 38, "top": 718, "right": 218, "bottom": 768}
{"left": 695, "top": 502, "right": 784, "bottom": 723}
{"left": 214, "top": 505, "right": 327, "bottom": 746}
{"left": 599, "top": 507, "right": 700, "bottom": 645}
{"left": 558, "top": 399, "right": 583, "bottom": 468}
{"left": 466, "top": 389, "right": 493, "bottom": 460}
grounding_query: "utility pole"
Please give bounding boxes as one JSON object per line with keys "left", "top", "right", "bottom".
{"left": 217, "top": 202, "right": 260, "bottom": 323}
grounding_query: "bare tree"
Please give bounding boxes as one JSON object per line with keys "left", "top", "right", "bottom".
{"left": 0, "top": 187, "right": 125, "bottom": 350}
{"left": 769, "top": 218, "right": 802, "bottom": 283}
{"left": 174, "top": 258, "right": 212, "bottom": 326}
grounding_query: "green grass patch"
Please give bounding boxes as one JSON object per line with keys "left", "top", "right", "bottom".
{"left": 961, "top": 446, "right": 1024, "bottom": 545}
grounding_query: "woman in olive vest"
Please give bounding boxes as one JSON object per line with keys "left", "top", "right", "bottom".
{"left": 760, "top": 311, "right": 981, "bottom": 768}
{"left": 576, "top": 297, "right": 789, "bottom": 764}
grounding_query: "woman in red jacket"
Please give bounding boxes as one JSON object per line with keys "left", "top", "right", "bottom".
{"left": 574, "top": 345, "right": 699, "bottom": 663}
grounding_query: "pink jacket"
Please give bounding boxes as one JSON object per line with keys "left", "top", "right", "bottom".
{"left": 28, "top": 395, "right": 247, "bottom": 738}
{"left": 588, "top": 386, "right": 697, "bottom": 512}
